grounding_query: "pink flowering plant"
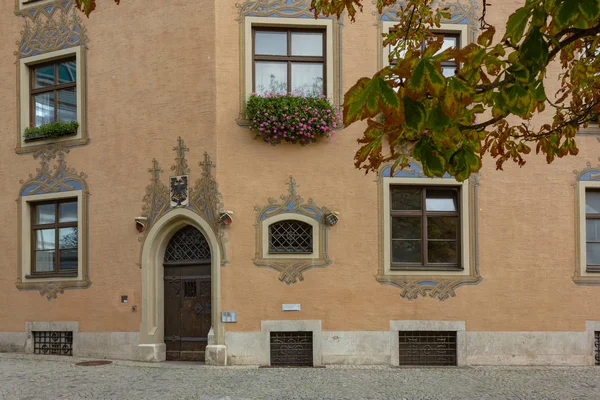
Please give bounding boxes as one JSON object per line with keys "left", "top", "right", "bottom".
{"left": 246, "top": 93, "right": 342, "bottom": 145}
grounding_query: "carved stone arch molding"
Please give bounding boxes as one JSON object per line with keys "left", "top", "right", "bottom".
{"left": 138, "top": 137, "right": 228, "bottom": 267}
{"left": 254, "top": 176, "right": 334, "bottom": 284}
{"left": 376, "top": 161, "right": 481, "bottom": 300}
{"left": 235, "top": 0, "right": 344, "bottom": 122}
{"left": 16, "top": 144, "right": 91, "bottom": 300}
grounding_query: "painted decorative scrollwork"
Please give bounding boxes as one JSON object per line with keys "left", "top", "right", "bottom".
{"left": 139, "top": 137, "right": 229, "bottom": 266}
{"left": 16, "top": 1, "right": 88, "bottom": 59}
{"left": 16, "top": 144, "right": 91, "bottom": 300}
{"left": 254, "top": 176, "right": 334, "bottom": 284}
{"left": 237, "top": 0, "right": 325, "bottom": 21}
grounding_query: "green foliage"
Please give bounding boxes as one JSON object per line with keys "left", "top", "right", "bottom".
{"left": 311, "top": 0, "right": 600, "bottom": 181}
{"left": 24, "top": 121, "right": 79, "bottom": 140}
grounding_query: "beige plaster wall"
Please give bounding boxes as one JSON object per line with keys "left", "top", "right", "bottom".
{"left": 0, "top": 0, "right": 216, "bottom": 332}
{"left": 0, "top": 0, "right": 599, "bottom": 341}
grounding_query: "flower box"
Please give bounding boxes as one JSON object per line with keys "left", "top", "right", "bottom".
{"left": 246, "top": 93, "right": 341, "bottom": 145}
{"left": 24, "top": 121, "right": 79, "bottom": 143}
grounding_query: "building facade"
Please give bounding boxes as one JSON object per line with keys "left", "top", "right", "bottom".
{"left": 0, "top": 0, "right": 599, "bottom": 366}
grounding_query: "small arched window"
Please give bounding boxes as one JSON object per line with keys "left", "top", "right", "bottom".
{"left": 164, "top": 225, "right": 211, "bottom": 265}
{"left": 268, "top": 220, "right": 313, "bottom": 254}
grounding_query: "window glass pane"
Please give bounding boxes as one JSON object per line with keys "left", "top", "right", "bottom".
{"left": 586, "top": 191, "right": 600, "bottom": 214}
{"left": 59, "top": 227, "right": 78, "bottom": 249}
{"left": 291, "top": 63, "right": 323, "bottom": 96}
{"left": 60, "top": 249, "right": 78, "bottom": 270}
{"left": 426, "top": 189, "right": 458, "bottom": 211}
{"left": 255, "top": 62, "right": 287, "bottom": 95}
{"left": 586, "top": 242, "right": 600, "bottom": 265}
{"left": 35, "top": 203, "right": 55, "bottom": 224}
{"left": 58, "top": 60, "right": 76, "bottom": 84}
{"left": 428, "top": 241, "right": 457, "bottom": 263}
{"left": 392, "top": 217, "right": 421, "bottom": 239}
{"left": 35, "top": 251, "right": 55, "bottom": 272}
{"left": 428, "top": 217, "right": 458, "bottom": 239}
{"left": 34, "top": 91, "right": 55, "bottom": 127}
{"left": 34, "top": 65, "right": 55, "bottom": 88}
{"left": 58, "top": 88, "right": 77, "bottom": 122}
{"left": 391, "top": 187, "right": 421, "bottom": 210}
{"left": 59, "top": 202, "right": 78, "bottom": 223}
{"left": 36, "top": 229, "right": 56, "bottom": 250}
{"left": 440, "top": 36, "right": 458, "bottom": 53}
{"left": 291, "top": 32, "right": 323, "bottom": 56}
{"left": 442, "top": 66, "right": 456, "bottom": 77}
{"left": 587, "top": 219, "right": 600, "bottom": 242}
{"left": 392, "top": 240, "right": 421, "bottom": 263}
{"left": 255, "top": 31, "right": 287, "bottom": 55}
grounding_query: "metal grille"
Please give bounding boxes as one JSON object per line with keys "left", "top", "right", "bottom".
{"left": 270, "top": 331, "right": 313, "bottom": 367}
{"left": 184, "top": 280, "right": 197, "bottom": 298}
{"left": 399, "top": 331, "right": 457, "bottom": 366}
{"left": 33, "top": 331, "right": 73, "bottom": 356}
{"left": 268, "top": 220, "right": 313, "bottom": 254}
{"left": 595, "top": 331, "right": 600, "bottom": 366}
{"left": 164, "top": 226, "right": 211, "bottom": 263}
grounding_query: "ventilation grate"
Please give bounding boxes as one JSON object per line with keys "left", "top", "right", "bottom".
{"left": 399, "top": 331, "right": 457, "bottom": 366}
{"left": 595, "top": 331, "right": 600, "bottom": 366}
{"left": 33, "top": 331, "right": 73, "bottom": 356}
{"left": 270, "top": 331, "right": 313, "bottom": 367}
{"left": 184, "top": 280, "right": 197, "bottom": 298}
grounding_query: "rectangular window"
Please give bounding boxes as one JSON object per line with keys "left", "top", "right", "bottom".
{"left": 390, "top": 186, "right": 461, "bottom": 270}
{"left": 389, "top": 32, "right": 460, "bottom": 77}
{"left": 253, "top": 28, "right": 325, "bottom": 96}
{"left": 31, "top": 199, "right": 78, "bottom": 275}
{"left": 586, "top": 189, "right": 600, "bottom": 271}
{"left": 30, "top": 58, "right": 77, "bottom": 128}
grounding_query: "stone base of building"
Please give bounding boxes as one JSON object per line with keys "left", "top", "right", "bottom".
{"left": 1, "top": 320, "right": 598, "bottom": 366}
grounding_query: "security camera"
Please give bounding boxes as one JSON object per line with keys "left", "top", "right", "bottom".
{"left": 135, "top": 217, "right": 147, "bottom": 232}
{"left": 219, "top": 211, "right": 234, "bottom": 226}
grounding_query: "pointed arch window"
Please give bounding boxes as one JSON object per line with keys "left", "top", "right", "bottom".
{"left": 164, "top": 226, "right": 211, "bottom": 265}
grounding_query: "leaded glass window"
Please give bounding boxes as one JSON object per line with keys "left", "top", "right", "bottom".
{"left": 164, "top": 226, "right": 211, "bottom": 264}
{"left": 268, "top": 220, "right": 313, "bottom": 254}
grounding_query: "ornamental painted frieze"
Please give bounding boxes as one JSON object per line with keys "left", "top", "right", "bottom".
{"left": 16, "top": 144, "right": 91, "bottom": 300}
{"left": 139, "top": 137, "right": 228, "bottom": 266}
{"left": 16, "top": 0, "right": 87, "bottom": 59}
{"left": 254, "top": 176, "right": 336, "bottom": 284}
{"left": 237, "top": 0, "right": 325, "bottom": 20}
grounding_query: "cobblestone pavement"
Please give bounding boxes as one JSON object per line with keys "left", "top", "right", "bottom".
{"left": 1, "top": 353, "right": 600, "bottom": 400}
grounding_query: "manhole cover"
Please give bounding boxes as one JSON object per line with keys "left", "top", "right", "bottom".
{"left": 75, "top": 360, "right": 113, "bottom": 366}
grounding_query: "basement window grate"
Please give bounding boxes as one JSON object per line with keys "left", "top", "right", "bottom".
{"left": 399, "top": 331, "right": 457, "bottom": 366}
{"left": 33, "top": 331, "right": 73, "bottom": 356}
{"left": 270, "top": 331, "right": 313, "bottom": 367}
{"left": 595, "top": 331, "right": 600, "bottom": 366}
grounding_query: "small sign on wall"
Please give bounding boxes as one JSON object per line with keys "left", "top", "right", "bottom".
{"left": 221, "top": 311, "right": 237, "bottom": 323}
{"left": 282, "top": 304, "right": 301, "bottom": 311}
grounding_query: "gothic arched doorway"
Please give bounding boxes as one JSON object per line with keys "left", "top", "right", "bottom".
{"left": 163, "top": 225, "right": 212, "bottom": 361}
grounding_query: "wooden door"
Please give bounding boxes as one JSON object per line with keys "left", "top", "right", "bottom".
{"left": 163, "top": 226, "right": 211, "bottom": 361}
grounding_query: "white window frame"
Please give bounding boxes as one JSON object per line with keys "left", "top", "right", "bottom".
{"left": 382, "top": 176, "right": 471, "bottom": 276}
{"left": 20, "top": 190, "right": 84, "bottom": 281}
{"left": 244, "top": 17, "right": 334, "bottom": 103}
{"left": 381, "top": 21, "right": 468, "bottom": 69}
{"left": 578, "top": 180, "right": 600, "bottom": 276}
{"left": 19, "top": 46, "right": 84, "bottom": 149}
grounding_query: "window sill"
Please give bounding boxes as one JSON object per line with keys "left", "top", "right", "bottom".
{"left": 391, "top": 265, "right": 464, "bottom": 272}
{"left": 236, "top": 118, "right": 251, "bottom": 127}
{"left": 25, "top": 272, "right": 78, "bottom": 279}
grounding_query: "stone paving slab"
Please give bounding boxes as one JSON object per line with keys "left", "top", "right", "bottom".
{"left": 1, "top": 353, "right": 600, "bottom": 399}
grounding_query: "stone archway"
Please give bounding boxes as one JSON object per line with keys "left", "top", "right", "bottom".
{"left": 137, "top": 208, "right": 226, "bottom": 365}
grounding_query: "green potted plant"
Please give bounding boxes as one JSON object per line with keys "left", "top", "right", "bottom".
{"left": 24, "top": 120, "right": 79, "bottom": 142}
